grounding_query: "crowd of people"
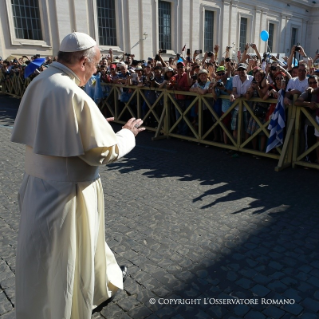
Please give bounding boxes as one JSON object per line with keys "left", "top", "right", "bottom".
{"left": 1, "top": 43, "right": 319, "bottom": 160}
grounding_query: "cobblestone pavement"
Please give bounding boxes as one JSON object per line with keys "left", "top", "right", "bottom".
{"left": 0, "top": 95, "right": 319, "bottom": 319}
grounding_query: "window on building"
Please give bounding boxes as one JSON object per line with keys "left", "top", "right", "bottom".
{"left": 159, "top": 1, "right": 171, "bottom": 50}
{"left": 268, "top": 23, "right": 275, "bottom": 52}
{"left": 11, "top": 0, "right": 43, "bottom": 40}
{"left": 204, "top": 11, "right": 214, "bottom": 52}
{"left": 97, "top": 0, "right": 117, "bottom": 46}
{"left": 239, "top": 17, "right": 247, "bottom": 52}
{"left": 291, "top": 27, "right": 298, "bottom": 49}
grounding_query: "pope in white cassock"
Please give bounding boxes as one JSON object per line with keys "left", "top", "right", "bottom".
{"left": 11, "top": 32, "right": 144, "bottom": 319}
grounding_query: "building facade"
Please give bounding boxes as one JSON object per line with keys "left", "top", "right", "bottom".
{"left": 0, "top": 0, "right": 318, "bottom": 62}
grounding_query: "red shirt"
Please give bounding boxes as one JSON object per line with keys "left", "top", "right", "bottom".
{"left": 171, "top": 72, "right": 190, "bottom": 100}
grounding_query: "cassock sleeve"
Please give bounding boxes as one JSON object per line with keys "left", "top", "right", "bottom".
{"left": 79, "top": 129, "right": 135, "bottom": 166}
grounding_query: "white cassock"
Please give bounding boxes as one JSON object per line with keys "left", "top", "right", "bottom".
{"left": 11, "top": 62, "right": 135, "bottom": 319}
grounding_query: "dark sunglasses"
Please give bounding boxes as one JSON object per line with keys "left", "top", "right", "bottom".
{"left": 217, "top": 73, "right": 225, "bottom": 76}
{"left": 275, "top": 77, "right": 283, "bottom": 80}
{"left": 271, "top": 66, "right": 277, "bottom": 71}
{"left": 237, "top": 68, "right": 245, "bottom": 71}
{"left": 309, "top": 81, "right": 317, "bottom": 85}
{"left": 177, "top": 66, "right": 184, "bottom": 69}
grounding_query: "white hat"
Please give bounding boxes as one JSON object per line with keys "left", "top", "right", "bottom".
{"left": 117, "top": 61, "right": 126, "bottom": 68}
{"left": 165, "top": 67, "right": 174, "bottom": 73}
{"left": 198, "top": 69, "right": 208, "bottom": 75}
{"left": 60, "top": 32, "right": 96, "bottom": 52}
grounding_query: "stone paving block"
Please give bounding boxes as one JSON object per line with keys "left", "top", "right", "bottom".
{"left": 310, "top": 261, "right": 319, "bottom": 269}
{"left": 245, "top": 258, "right": 258, "bottom": 268}
{"left": 235, "top": 278, "right": 254, "bottom": 289}
{"left": 251, "top": 284, "right": 271, "bottom": 297}
{"left": 0, "top": 277, "right": 15, "bottom": 289}
{"left": 282, "top": 303, "right": 303, "bottom": 316}
{"left": 269, "top": 261, "right": 283, "bottom": 271}
{"left": 116, "top": 295, "right": 142, "bottom": 312}
{"left": 269, "top": 272, "right": 285, "bottom": 280}
{"left": 253, "top": 274, "right": 271, "bottom": 285}
{"left": 233, "top": 304, "right": 250, "bottom": 316}
{"left": 298, "top": 281, "right": 314, "bottom": 292}
{"left": 173, "top": 270, "right": 193, "bottom": 282}
{"left": 267, "top": 281, "right": 288, "bottom": 293}
{"left": 226, "top": 271, "right": 238, "bottom": 282}
{"left": 307, "top": 276, "right": 319, "bottom": 288}
{"left": 244, "top": 310, "right": 266, "bottom": 319}
{"left": 0, "top": 311, "right": 16, "bottom": 319}
{"left": 91, "top": 312, "right": 104, "bottom": 319}
{"left": 262, "top": 305, "right": 285, "bottom": 319}
{"left": 281, "top": 277, "right": 298, "bottom": 286}
{"left": 207, "top": 305, "right": 228, "bottom": 318}
{"left": 302, "top": 297, "right": 319, "bottom": 312}
{"left": 314, "top": 290, "right": 319, "bottom": 300}
{"left": 309, "top": 268, "right": 319, "bottom": 279}
{"left": 0, "top": 291, "right": 13, "bottom": 316}
{"left": 296, "top": 271, "right": 308, "bottom": 281}
{"left": 153, "top": 305, "right": 177, "bottom": 319}
{"left": 283, "top": 288, "right": 302, "bottom": 303}
{"left": 128, "top": 305, "right": 153, "bottom": 319}
{"left": 100, "top": 303, "right": 123, "bottom": 318}
{"left": 299, "top": 313, "right": 319, "bottom": 319}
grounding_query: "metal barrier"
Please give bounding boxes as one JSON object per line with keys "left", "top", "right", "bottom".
{"left": 99, "top": 83, "right": 300, "bottom": 170}
{"left": 292, "top": 103, "right": 319, "bottom": 170}
{"left": 2, "top": 77, "right": 319, "bottom": 171}
{"left": 0, "top": 71, "right": 30, "bottom": 97}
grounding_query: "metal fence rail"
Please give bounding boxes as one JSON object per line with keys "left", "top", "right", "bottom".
{"left": 2, "top": 76, "right": 318, "bottom": 171}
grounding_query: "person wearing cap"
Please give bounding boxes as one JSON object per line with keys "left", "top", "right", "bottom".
{"left": 109, "top": 63, "right": 119, "bottom": 83}
{"left": 213, "top": 66, "right": 233, "bottom": 144}
{"left": 11, "top": 31, "right": 145, "bottom": 319}
{"left": 230, "top": 63, "right": 253, "bottom": 140}
{"left": 158, "top": 67, "right": 175, "bottom": 89}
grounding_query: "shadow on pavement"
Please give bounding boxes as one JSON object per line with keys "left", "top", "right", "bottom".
{"left": 104, "top": 126, "right": 319, "bottom": 318}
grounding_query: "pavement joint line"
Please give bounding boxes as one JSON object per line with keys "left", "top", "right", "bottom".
{"left": 0, "top": 125, "right": 13, "bottom": 129}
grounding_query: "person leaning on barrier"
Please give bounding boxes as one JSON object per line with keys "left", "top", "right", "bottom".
{"left": 212, "top": 65, "right": 233, "bottom": 144}
{"left": 294, "top": 75, "right": 319, "bottom": 163}
{"left": 158, "top": 66, "right": 175, "bottom": 89}
{"left": 263, "top": 71, "right": 290, "bottom": 122}
{"left": 230, "top": 63, "right": 253, "bottom": 140}
{"left": 284, "top": 63, "right": 309, "bottom": 106}
{"left": 189, "top": 69, "right": 211, "bottom": 131}
{"left": 170, "top": 61, "right": 192, "bottom": 135}
{"left": 245, "top": 69, "right": 269, "bottom": 151}
{"left": 11, "top": 31, "right": 145, "bottom": 319}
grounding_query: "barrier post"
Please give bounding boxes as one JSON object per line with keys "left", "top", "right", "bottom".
{"left": 275, "top": 96, "right": 297, "bottom": 171}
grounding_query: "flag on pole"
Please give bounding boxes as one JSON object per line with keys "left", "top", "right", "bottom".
{"left": 266, "top": 89, "right": 286, "bottom": 153}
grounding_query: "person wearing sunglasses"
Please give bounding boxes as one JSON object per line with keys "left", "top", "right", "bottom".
{"left": 295, "top": 75, "right": 319, "bottom": 162}
{"left": 263, "top": 72, "right": 289, "bottom": 122}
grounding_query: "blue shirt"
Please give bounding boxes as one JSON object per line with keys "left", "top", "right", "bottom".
{"left": 215, "top": 77, "right": 233, "bottom": 112}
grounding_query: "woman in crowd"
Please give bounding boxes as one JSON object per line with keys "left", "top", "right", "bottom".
{"left": 263, "top": 71, "right": 290, "bottom": 121}
{"left": 245, "top": 69, "right": 269, "bottom": 151}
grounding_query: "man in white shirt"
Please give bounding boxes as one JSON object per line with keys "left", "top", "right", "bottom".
{"left": 284, "top": 63, "right": 309, "bottom": 106}
{"left": 230, "top": 63, "right": 253, "bottom": 139}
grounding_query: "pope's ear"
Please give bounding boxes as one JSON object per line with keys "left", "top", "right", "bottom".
{"left": 80, "top": 56, "right": 88, "bottom": 67}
